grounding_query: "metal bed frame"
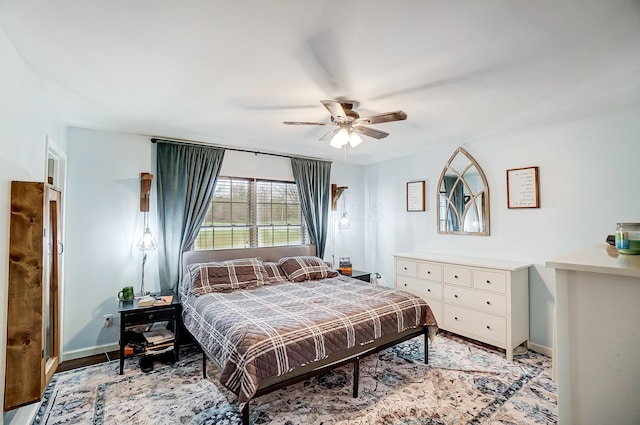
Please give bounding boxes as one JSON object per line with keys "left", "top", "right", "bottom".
{"left": 198, "top": 325, "right": 429, "bottom": 424}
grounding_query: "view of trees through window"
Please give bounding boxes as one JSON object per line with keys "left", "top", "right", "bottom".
{"left": 194, "top": 177, "right": 307, "bottom": 250}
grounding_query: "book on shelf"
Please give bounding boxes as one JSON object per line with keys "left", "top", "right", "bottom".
{"left": 145, "top": 340, "right": 174, "bottom": 350}
{"left": 145, "top": 340, "right": 174, "bottom": 353}
{"left": 145, "top": 344, "right": 174, "bottom": 356}
{"left": 143, "top": 329, "right": 175, "bottom": 346}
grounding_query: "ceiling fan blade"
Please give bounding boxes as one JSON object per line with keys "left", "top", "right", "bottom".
{"left": 353, "top": 126, "right": 389, "bottom": 140}
{"left": 243, "top": 104, "right": 319, "bottom": 110}
{"left": 371, "top": 67, "right": 498, "bottom": 100}
{"left": 283, "top": 121, "right": 333, "bottom": 126}
{"left": 354, "top": 110, "right": 408, "bottom": 125}
{"left": 319, "top": 128, "right": 339, "bottom": 141}
{"left": 303, "top": 30, "right": 349, "bottom": 95}
{"left": 320, "top": 100, "right": 347, "bottom": 122}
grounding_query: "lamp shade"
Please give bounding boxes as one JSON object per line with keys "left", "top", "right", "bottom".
{"left": 137, "top": 227, "right": 158, "bottom": 251}
{"left": 330, "top": 126, "right": 350, "bottom": 149}
{"left": 348, "top": 131, "right": 363, "bottom": 148}
{"left": 338, "top": 212, "right": 350, "bottom": 229}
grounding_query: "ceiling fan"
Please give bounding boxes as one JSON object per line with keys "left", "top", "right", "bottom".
{"left": 283, "top": 99, "right": 407, "bottom": 149}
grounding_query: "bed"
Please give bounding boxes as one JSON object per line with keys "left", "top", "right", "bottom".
{"left": 180, "top": 245, "right": 438, "bottom": 424}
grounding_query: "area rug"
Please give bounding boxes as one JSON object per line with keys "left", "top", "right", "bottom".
{"left": 32, "top": 332, "right": 556, "bottom": 424}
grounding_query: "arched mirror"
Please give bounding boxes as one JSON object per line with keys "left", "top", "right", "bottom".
{"left": 436, "top": 147, "right": 490, "bottom": 235}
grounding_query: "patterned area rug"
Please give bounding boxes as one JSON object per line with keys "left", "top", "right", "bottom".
{"left": 33, "top": 332, "right": 556, "bottom": 424}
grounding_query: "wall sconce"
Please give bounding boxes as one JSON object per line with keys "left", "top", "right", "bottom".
{"left": 331, "top": 183, "right": 348, "bottom": 211}
{"left": 331, "top": 183, "right": 350, "bottom": 229}
{"left": 140, "top": 172, "right": 153, "bottom": 212}
{"left": 137, "top": 172, "right": 157, "bottom": 297}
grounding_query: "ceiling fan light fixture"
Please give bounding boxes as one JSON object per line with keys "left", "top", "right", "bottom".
{"left": 348, "top": 131, "right": 363, "bottom": 148}
{"left": 330, "top": 126, "right": 350, "bottom": 149}
{"left": 284, "top": 99, "right": 407, "bottom": 149}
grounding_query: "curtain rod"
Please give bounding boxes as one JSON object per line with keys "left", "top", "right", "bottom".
{"left": 150, "top": 137, "right": 331, "bottom": 163}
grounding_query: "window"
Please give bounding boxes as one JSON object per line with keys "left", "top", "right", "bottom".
{"left": 194, "top": 177, "right": 307, "bottom": 250}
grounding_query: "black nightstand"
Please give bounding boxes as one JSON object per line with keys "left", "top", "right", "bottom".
{"left": 118, "top": 293, "right": 181, "bottom": 375}
{"left": 348, "top": 270, "right": 371, "bottom": 283}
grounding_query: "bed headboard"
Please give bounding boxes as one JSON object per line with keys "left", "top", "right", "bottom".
{"left": 182, "top": 244, "right": 317, "bottom": 275}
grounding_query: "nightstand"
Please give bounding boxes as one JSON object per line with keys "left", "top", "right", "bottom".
{"left": 118, "top": 293, "right": 181, "bottom": 375}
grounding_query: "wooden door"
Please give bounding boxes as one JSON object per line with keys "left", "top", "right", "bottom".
{"left": 5, "top": 182, "right": 61, "bottom": 410}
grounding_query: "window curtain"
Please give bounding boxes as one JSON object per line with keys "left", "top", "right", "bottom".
{"left": 443, "top": 175, "right": 464, "bottom": 231}
{"left": 156, "top": 141, "right": 225, "bottom": 291}
{"left": 291, "top": 157, "right": 331, "bottom": 259}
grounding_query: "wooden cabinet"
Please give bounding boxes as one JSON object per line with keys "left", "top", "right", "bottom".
{"left": 5, "top": 182, "right": 62, "bottom": 410}
{"left": 394, "top": 252, "right": 530, "bottom": 361}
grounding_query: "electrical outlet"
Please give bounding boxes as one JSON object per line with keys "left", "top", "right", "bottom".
{"left": 103, "top": 314, "right": 113, "bottom": 328}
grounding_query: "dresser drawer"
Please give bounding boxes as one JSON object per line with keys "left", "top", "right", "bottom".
{"left": 397, "top": 276, "right": 442, "bottom": 299}
{"left": 443, "top": 265, "right": 472, "bottom": 287}
{"left": 443, "top": 304, "right": 507, "bottom": 346}
{"left": 418, "top": 262, "right": 442, "bottom": 281}
{"left": 473, "top": 270, "right": 507, "bottom": 293}
{"left": 426, "top": 299, "right": 442, "bottom": 326}
{"left": 396, "top": 259, "right": 417, "bottom": 277}
{"left": 443, "top": 285, "right": 506, "bottom": 315}
{"left": 122, "top": 307, "right": 177, "bottom": 326}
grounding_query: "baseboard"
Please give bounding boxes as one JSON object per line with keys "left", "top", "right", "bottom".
{"left": 527, "top": 341, "right": 553, "bottom": 358}
{"left": 4, "top": 403, "right": 39, "bottom": 425}
{"left": 62, "top": 342, "right": 119, "bottom": 362}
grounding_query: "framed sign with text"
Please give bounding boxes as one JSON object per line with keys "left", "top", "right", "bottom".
{"left": 507, "top": 166, "right": 539, "bottom": 208}
{"left": 406, "top": 180, "right": 426, "bottom": 211}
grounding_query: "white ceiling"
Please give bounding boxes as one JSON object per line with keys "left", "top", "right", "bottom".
{"left": 2, "top": 0, "right": 639, "bottom": 165}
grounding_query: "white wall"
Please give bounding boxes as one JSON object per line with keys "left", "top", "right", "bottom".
{"left": 363, "top": 107, "right": 640, "bottom": 350}
{"left": 62, "top": 133, "right": 366, "bottom": 358}
{"left": 0, "top": 24, "right": 64, "bottom": 425}
{"left": 327, "top": 161, "right": 366, "bottom": 271}
{"left": 64, "top": 128, "right": 156, "bottom": 357}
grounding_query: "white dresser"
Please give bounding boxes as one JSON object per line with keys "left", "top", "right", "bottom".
{"left": 394, "top": 252, "right": 531, "bottom": 361}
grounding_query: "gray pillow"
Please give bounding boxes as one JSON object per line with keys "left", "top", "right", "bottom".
{"left": 278, "top": 256, "right": 339, "bottom": 282}
{"left": 186, "top": 258, "right": 267, "bottom": 296}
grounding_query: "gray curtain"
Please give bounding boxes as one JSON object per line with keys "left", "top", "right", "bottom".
{"left": 156, "top": 141, "right": 225, "bottom": 290}
{"left": 291, "top": 157, "right": 331, "bottom": 259}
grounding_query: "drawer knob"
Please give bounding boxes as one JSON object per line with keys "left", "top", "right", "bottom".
{"left": 404, "top": 267, "right": 407, "bottom": 270}
{"left": 454, "top": 317, "right": 459, "bottom": 321}
{"left": 149, "top": 314, "right": 154, "bottom": 320}
{"left": 454, "top": 294, "right": 458, "bottom": 298}
{"left": 486, "top": 325, "right": 491, "bottom": 330}
{"left": 454, "top": 275, "right": 458, "bottom": 279}
{"left": 427, "top": 271, "right": 431, "bottom": 274}
{"left": 486, "top": 301, "right": 491, "bottom": 305}
{"left": 486, "top": 280, "right": 491, "bottom": 284}
{"left": 404, "top": 283, "right": 407, "bottom": 287}
{"left": 427, "top": 288, "right": 431, "bottom": 292}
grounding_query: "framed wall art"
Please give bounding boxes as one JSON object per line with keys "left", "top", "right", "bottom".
{"left": 406, "top": 180, "right": 426, "bottom": 212}
{"left": 507, "top": 166, "right": 539, "bottom": 208}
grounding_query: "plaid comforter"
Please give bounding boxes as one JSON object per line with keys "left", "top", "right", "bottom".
{"left": 181, "top": 274, "right": 437, "bottom": 404}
